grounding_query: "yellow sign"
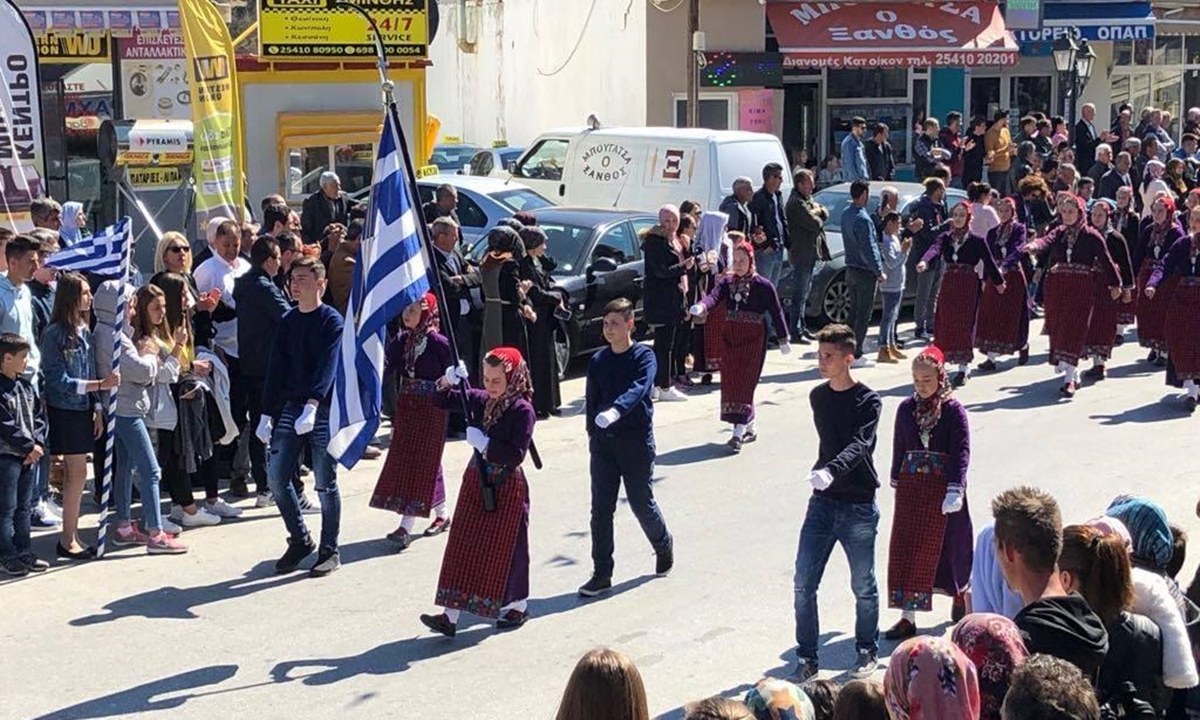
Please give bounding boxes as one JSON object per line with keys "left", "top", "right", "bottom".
{"left": 416, "top": 164, "right": 439, "bottom": 178}
{"left": 258, "top": 0, "right": 429, "bottom": 60}
{"left": 36, "top": 32, "right": 111, "bottom": 64}
{"left": 128, "top": 166, "right": 183, "bottom": 189}
{"left": 117, "top": 150, "right": 195, "bottom": 167}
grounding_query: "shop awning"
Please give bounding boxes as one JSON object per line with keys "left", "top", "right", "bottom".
{"left": 767, "top": 1, "right": 1019, "bottom": 70}
{"left": 19, "top": 4, "right": 180, "bottom": 37}
{"left": 1013, "top": 2, "right": 1155, "bottom": 52}
{"left": 1155, "top": 7, "right": 1200, "bottom": 36}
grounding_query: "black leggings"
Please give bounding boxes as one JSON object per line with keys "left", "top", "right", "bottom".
{"left": 653, "top": 321, "right": 688, "bottom": 388}
{"left": 158, "top": 428, "right": 217, "bottom": 507}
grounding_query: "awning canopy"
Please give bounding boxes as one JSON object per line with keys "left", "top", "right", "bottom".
{"left": 1013, "top": 2, "right": 1155, "bottom": 54}
{"left": 767, "top": 1, "right": 1019, "bottom": 70}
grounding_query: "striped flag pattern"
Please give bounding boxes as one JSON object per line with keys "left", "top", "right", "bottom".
{"left": 328, "top": 111, "right": 431, "bottom": 469}
{"left": 45, "top": 216, "right": 131, "bottom": 277}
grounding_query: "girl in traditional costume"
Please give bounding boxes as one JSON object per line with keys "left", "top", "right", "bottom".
{"left": 1133, "top": 195, "right": 1184, "bottom": 365}
{"left": 1082, "top": 200, "right": 1135, "bottom": 380}
{"left": 1145, "top": 205, "right": 1200, "bottom": 411}
{"left": 976, "top": 197, "right": 1031, "bottom": 370}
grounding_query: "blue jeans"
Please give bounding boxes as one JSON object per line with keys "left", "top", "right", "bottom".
{"left": 914, "top": 261, "right": 943, "bottom": 334}
{"left": 878, "top": 290, "right": 902, "bottom": 347}
{"left": 268, "top": 401, "right": 340, "bottom": 553}
{"left": 790, "top": 254, "right": 817, "bottom": 337}
{"left": 757, "top": 248, "right": 784, "bottom": 339}
{"left": 114, "top": 416, "right": 163, "bottom": 532}
{"left": 0, "top": 456, "right": 33, "bottom": 559}
{"left": 793, "top": 494, "right": 880, "bottom": 662}
{"left": 845, "top": 267, "right": 878, "bottom": 358}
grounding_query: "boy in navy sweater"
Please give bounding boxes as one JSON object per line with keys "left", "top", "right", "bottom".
{"left": 257, "top": 257, "right": 345, "bottom": 577}
{"left": 579, "top": 298, "right": 673, "bottom": 597}
{"left": 0, "top": 333, "right": 48, "bottom": 576}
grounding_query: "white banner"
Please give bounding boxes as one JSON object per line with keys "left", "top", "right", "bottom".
{"left": 0, "top": 0, "right": 46, "bottom": 233}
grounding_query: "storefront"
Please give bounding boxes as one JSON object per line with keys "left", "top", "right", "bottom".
{"left": 1108, "top": 23, "right": 1200, "bottom": 138}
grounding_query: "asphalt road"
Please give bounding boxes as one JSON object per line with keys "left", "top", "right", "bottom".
{"left": 4, "top": 320, "right": 1198, "bottom": 720}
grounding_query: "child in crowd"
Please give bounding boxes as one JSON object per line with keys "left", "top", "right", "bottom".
{"left": 0, "top": 333, "right": 47, "bottom": 576}
{"left": 876, "top": 211, "right": 910, "bottom": 364}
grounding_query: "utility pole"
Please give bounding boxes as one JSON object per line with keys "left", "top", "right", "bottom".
{"left": 686, "top": 0, "right": 700, "bottom": 128}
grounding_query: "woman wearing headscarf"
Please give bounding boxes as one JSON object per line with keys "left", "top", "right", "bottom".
{"left": 1022, "top": 193, "right": 1121, "bottom": 396}
{"left": 690, "top": 211, "right": 728, "bottom": 384}
{"left": 951, "top": 613, "right": 1029, "bottom": 720}
{"left": 884, "top": 346, "right": 973, "bottom": 640}
{"left": 1082, "top": 199, "right": 1135, "bottom": 380}
{"left": 976, "top": 197, "right": 1030, "bottom": 370}
{"left": 58, "top": 201, "right": 89, "bottom": 247}
{"left": 1140, "top": 159, "right": 1172, "bottom": 219}
{"left": 1134, "top": 194, "right": 1185, "bottom": 365}
{"left": 421, "top": 347, "right": 537, "bottom": 635}
{"left": 1146, "top": 205, "right": 1200, "bottom": 410}
{"left": 516, "top": 226, "right": 562, "bottom": 418}
{"left": 479, "top": 226, "right": 530, "bottom": 363}
{"left": 688, "top": 242, "right": 788, "bottom": 453}
{"left": 1115, "top": 186, "right": 1142, "bottom": 333}
{"left": 742, "top": 678, "right": 815, "bottom": 720}
{"left": 370, "top": 293, "right": 453, "bottom": 549}
{"left": 884, "top": 636, "right": 981, "bottom": 720}
{"left": 915, "top": 201, "right": 1006, "bottom": 387}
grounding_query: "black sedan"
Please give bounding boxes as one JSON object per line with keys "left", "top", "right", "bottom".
{"left": 468, "top": 207, "right": 658, "bottom": 371}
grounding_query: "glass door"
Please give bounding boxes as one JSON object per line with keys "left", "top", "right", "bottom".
{"left": 783, "top": 79, "right": 821, "bottom": 169}
{"left": 970, "top": 77, "right": 1001, "bottom": 122}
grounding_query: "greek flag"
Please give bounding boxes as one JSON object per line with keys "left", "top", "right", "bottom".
{"left": 328, "top": 111, "right": 431, "bottom": 469}
{"left": 45, "top": 216, "right": 131, "bottom": 278}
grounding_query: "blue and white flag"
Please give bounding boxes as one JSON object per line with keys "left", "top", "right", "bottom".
{"left": 328, "top": 110, "right": 431, "bottom": 469}
{"left": 45, "top": 216, "right": 131, "bottom": 278}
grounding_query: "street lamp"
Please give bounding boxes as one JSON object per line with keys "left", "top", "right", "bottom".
{"left": 1052, "top": 35, "right": 1079, "bottom": 75}
{"left": 1053, "top": 35, "right": 1094, "bottom": 132}
{"left": 1075, "top": 39, "right": 1096, "bottom": 84}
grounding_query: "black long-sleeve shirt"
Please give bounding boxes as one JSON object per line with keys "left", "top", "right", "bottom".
{"left": 810, "top": 381, "right": 881, "bottom": 503}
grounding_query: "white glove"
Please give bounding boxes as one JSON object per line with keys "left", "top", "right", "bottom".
{"left": 779, "top": 341, "right": 792, "bottom": 356}
{"left": 595, "top": 408, "right": 621, "bottom": 429}
{"left": 443, "top": 361, "right": 469, "bottom": 386}
{"left": 255, "top": 414, "right": 272, "bottom": 445}
{"left": 942, "top": 488, "right": 964, "bottom": 515}
{"left": 807, "top": 468, "right": 833, "bottom": 491}
{"left": 294, "top": 403, "right": 317, "bottom": 436}
{"left": 688, "top": 303, "right": 705, "bottom": 317}
{"left": 465, "top": 426, "right": 490, "bottom": 454}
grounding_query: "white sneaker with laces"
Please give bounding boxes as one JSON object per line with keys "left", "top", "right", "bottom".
{"left": 179, "top": 507, "right": 221, "bottom": 527}
{"left": 205, "top": 499, "right": 244, "bottom": 519}
{"left": 851, "top": 356, "right": 873, "bottom": 369}
{"left": 298, "top": 493, "right": 321, "bottom": 515}
{"left": 40, "top": 499, "right": 63, "bottom": 520}
{"left": 255, "top": 493, "right": 276, "bottom": 508}
{"left": 657, "top": 386, "right": 689, "bottom": 402}
{"left": 651, "top": 386, "right": 661, "bottom": 402}
{"left": 160, "top": 517, "right": 183, "bottom": 535}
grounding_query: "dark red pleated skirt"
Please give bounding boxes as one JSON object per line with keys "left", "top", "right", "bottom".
{"left": 718, "top": 309, "right": 767, "bottom": 425}
{"left": 703, "top": 302, "right": 727, "bottom": 372}
{"left": 932, "top": 263, "right": 980, "bottom": 365}
{"left": 1166, "top": 277, "right": 1200, "bottom": 381}
{"left": 435, "top": 464, "right": 528, "bottom": 619}
{"left": 370, "top": 379, "right": 447, "bottom": 517}
{"left": 976, "top": 268, "right": 1028, "bottom": 356}
{"left": 1137, "top": 259, "right": 1173, "bottom": 351}
{"left": 1044, "top": 263, "right": 1095, "bottom": 366}
{"left": 1083, "top": 275, "right": 1122, "bottom": 361}
{"left": 888, "top": 450, "right": 950, "bottom": 612}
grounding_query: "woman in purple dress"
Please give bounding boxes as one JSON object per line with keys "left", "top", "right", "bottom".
{"left": 687, "top": 241, "right": 788, "bottom": 453}
{"left": 976, "top": 197, "right": 1031, "bottom": 370}
{"left": 885, "top": 345, "right": 973, "bottom": 641}
{"left": 420, "top": 347, "right": 537, "bottom": 635}
{"left": 370, "top": 293, "right": 454, "bottom": 549}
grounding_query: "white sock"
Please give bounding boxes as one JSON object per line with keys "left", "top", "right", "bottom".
{"left": 902, "top": 610, "right": 917, "bottom": 624}
{"left": 958, "top": 363, "right": 969, "bottom": 377}
{"left": 1186, "top": 380, "right": 1198, "bottom": 400}
{"left": 1066, "top": 366, "right": 1079, "bottom": 384}
{"left": 433, "top": 502, "right": 447, "bottom": 520}
{"left": 1056, "top": 360, "right": 1068, "bottom": 375}
{"left": 500, "top": 599, "right": 527, "bottom": 614}
{"left": 444, "top": 608, "right": 460, "bottom": 623}
{"left": 1118, "top": 324, "right": 1128, "bottom": 334}
{"left": 400, "top": 515, "right": 416, "bottom": 533}
{"left": 746, "top": 420, "right": 756, "bottom": 435}
{"left": 987, "top": 352, "right": 997, "bottom": 361}
{"left": 733, "top": 423, "right": 746, "bottom": 439}
{"left": 1093, "top": 355, "right": 1104, "bottom": 367}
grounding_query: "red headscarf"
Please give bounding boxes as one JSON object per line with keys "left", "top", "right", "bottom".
{"left": 733, "top": 240, "right": 756, "bottom": 276}
{"left": 951, "top": 201, "right": 973, "bottom": 239}
{"left": 402, "top": 292, "right": 440, "bottom": 376}
{"left": 482, "top": 346, "right": 533, "bottom": 428}
{"left": 912, "top": 345, "right": 952, "bottom": 444}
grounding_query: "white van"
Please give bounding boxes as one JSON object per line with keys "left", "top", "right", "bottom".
{"left": 507, "top": 127, "right": 792, "bottom": 212}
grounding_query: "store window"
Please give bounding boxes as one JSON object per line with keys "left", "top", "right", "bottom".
{"left": 1156, "top": 35, "right": 1184, "bottom": 67}
{"left": 673, "top": 95, "right": 736, "bottom": 130}
{"left": 827, "top": 69, "right": 909, "bottom": 100}
{"left": 971, "top": 78, "right": 1001, "bottom": 122}
{"left": 1114, "top": 39, "right": 1153, "bottom": 67}
{"left": 1010, "top": 77, "right": 1052, "bottom": 118}
{"left": 284, "top": 144, "right": 373, "bottom": 203}
{"left": 288, "top": 146, "right": 330, "bottom": 199}
{"left": 1112, "top": 34, "right": 1195, "bottom": 136}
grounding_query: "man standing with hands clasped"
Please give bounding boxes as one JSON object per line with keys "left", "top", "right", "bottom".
{"left": 578, "top": 298, "right": 673, "bottom": 598}
{"left": 792, "top": 323, "right": 882, "bottom": 682}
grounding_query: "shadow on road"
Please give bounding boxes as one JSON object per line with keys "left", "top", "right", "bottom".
{"left": 655, "top": 443, "right": 733, "bottom": 466}
{"left": 32, "top": 664, "right": 240, "bottom": 720}
{"left": 962, "top": 377, "right": 1071, "bottom": 413}
{"left": 1090, "top": 396, "right": 1188, "bottom": 425}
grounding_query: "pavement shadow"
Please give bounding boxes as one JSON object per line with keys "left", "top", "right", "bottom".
{"left": 760, "top": 366, "right": 824, "bottom": 385}
{"left": 1105, "top": 360, "right": 1160, "bottom": 379}
{"left": 32, "top": 664, "right": 239, "bottom": 720}
{"left": 268, "top": 627, "right": 491, "bottom": 687}
{"left": 529, "top": 575, "right": 658, "bottom": 621}
{"left": 69, "top": 561, "right": 307, "bottom": 625}
{"left": 1090, "top": 396, "right": 1187, "bottom": 425}
{"left": 961, "top": 377, "right": 1070, "bottom": 413}
{"left": 655, "top": 443, "right": 733, "bottom": 466}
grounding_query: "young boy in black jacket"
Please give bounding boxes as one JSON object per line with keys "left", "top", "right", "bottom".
{"left": 0, "top": 333, "right": 48, "bottom": 576}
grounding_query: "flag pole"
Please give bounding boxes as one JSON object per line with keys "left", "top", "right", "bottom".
{"left": 95, "top": 231, "right": 130, "bottom": 559}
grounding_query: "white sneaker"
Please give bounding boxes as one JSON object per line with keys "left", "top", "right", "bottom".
{"left": 40, "top": 499, "right": 63, "bottom": 520}
{"left": 657, "top": 386, "right": 689, "bottom": 402}
{"left": 168, "top": 504, "right": 183, "bottom": 523}
{"left": 179, "top": 507, "right": 221, "bottom": 527}
{"left": 205, "top": 499, "right": 244, "bottom": 519}
{"left": 851, "top": 356, "right": 873, "bottom": 369}
{"left": 160, "top": 517, "right": 183, "bottom": 535}
{"left": 298, "top": 493, "right": 321, "bottom": 515}
{"left": 651, "top": 386, "right": 661, "bottom": 402}
{"left": 255, "top": 493, "right": 276, "bottom": 508}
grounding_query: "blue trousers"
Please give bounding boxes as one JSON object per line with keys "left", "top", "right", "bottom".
{"left": 268, "top": 401, "right": 340, "bottom": 553}
{"left": 589, "top": 434, "right": 671, "bottom": 578}
{"left": 0, "top": 456, "right": 32, "bottom": 559}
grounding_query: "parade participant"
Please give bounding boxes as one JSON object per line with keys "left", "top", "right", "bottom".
{"left": 689, "top": 241, "right": 789, "bottom": 452}
{"left": 1115, "top": 186, "right": 1142, "bottom": 334}
{"left": 884, "top": 346, "right": 972, "bottom": 640}
{"left": 258, "top": 257, "right": 345, "bottom": 577}
{"left": 915, "top": 202, "right": 1006, "bottom": 387}
{"left": 1133, "top": 195, "right": 1185, "bottom": 364}
{"left": 1083, "top": 200, "right": 1135, "bottom": 380}
{"left": 884, "top": 636, "right": 981, "bottom": 720}
{"left": 420, "top": 347, "right": 536, "bottom": 635}
{"left": 794, "top": 324, "right": 882, "bottom": 681}
{"left": 1145, "top": 205, "right": 1200, "bottom": 410}
{"left": 1021, "top": 194, "right": 1121, "bottom": 397}
{"left": 579, "top": 298, "right": 673, "bottom": 597}
{"left": 371, "top": 293, "right": 453, "bottom": 548}
{"left": 977, "top": 198, "right": 1031, "bottom": 370}
{"left": 951, "top": 614, "right": 1030, "bottom": 720}
{"left": 690, "top": 211, "right": 728, "bottom": 383}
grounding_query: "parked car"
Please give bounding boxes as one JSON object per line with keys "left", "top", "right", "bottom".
{"left": 776, "top": 181, "right": 968, "bottom": 326}
{"left": 467, "top": 207, "right": 657, "bottom": 373}
{"left": 429, "top": 143, "right": 482, "bottom": 173}
{"left": 467, "top": 146, "right": 525, "bottom": 177}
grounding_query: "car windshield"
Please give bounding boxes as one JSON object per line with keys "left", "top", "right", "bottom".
{"left": 467, "top": 221, "right": 594, "bottom": 277}
{"left": 490, "top": 188, "right": 553, "bottom": 213}
{"left": 430, "top": 146, "right": 480, "bottom": 172}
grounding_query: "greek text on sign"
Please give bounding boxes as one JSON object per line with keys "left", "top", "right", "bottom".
{"left": 258, "top": 0, "right": 429, "bottom": 61}
{"left": 579, "top": 143, "right": 632, "bottom": 184}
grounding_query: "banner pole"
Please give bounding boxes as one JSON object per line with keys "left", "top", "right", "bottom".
{"left": 95, "top": 238, "right": 130, "bottom": 559}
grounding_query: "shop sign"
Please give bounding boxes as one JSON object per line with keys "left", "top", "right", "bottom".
{"left": 1014, "top": 24, "right": 1153, "bottom": 48}
{"left": 738, "top": 89, "right": 774, "bottom": 134}
{"left": 0, "top": 0, "right": 47, "bottom": 233}
{"left": 258, "top": 0, "right": 429, "bottom": 61}
{"left": 579, "top": 142, "right": 632, "bottom": 184}
{"left": 35, "top": 31, "right": 111, "bottom": 64}
{"left": 119, "top": 30, "right": 189, "bottom": 120}
{"left": 782, "top": 50, "right": 1017, "bottom": 70}
{"left": 128, "top": 165, "right": 181, "bottom": 190}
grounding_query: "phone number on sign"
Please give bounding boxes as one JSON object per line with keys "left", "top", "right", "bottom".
{"left": 933, "top": 51, "right": 1018, "bottom": 67}
{"left": 263, "top": 44, "right": 426, "bottom": 56}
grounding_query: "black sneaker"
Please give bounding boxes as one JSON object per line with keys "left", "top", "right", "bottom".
{"left": 792, "top": 657, "right": 818, "bottom": 683}
{"left": 851, "top": 649, "right": 878, "bottom": 679}
{"left": 578, "top": 575, "right": 613, "bottom": 597}
{"left": 0, "top": 556, "right": 28, "bottom": 577}
{"left": 275, "top": 536, "right": 316, "bottom": 574}
{"left": 386, "top": 527, "right": 412, "bottom": 550}
{"left": 655, "top": 541, "right": 674, "bottom": 577}
{"left": 496, "top": 609, "right": 528, "bottom": 631}
{"left": 309, "top": 548, "right": 341, "bottom": 578}
{"left": 17, "top": 552, "right": 48, "bottom": 573}
{"left": 978, "top": 359, "right": 997, "bottom": 372}
{"left": 1018, "top": 346, "right": 1030, "bottom": 366}
{"left": 420, "top": 612, "right": 457, "bottom": 637}
{"left": 951, "top": 371, "right": 967, "bottom": 387}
